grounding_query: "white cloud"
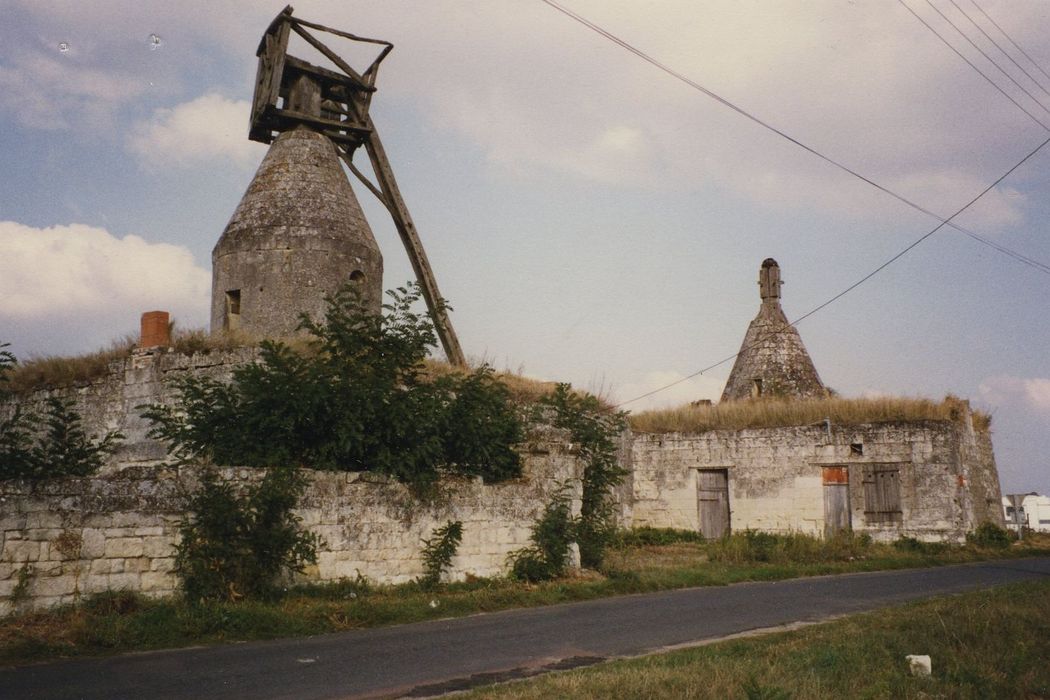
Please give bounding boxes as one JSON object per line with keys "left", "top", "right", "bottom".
{"left": 979, "top": 376, "right": 1050, "bottom": 415}
{"left": 0, "top": 52, "right": 148, "bottom": 130}
{"left": 128, "top": 93, "right": 265, "bottom": 168}
{"left": 0, "top": 221, "right": 210, "bottom": 323}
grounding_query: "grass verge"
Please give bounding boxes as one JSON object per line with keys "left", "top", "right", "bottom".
{"left": 2, "top": 532, "right": 1048, "bottom": 666}
{"left": 461, "top": 578, "right": 1050, "bottom": 699}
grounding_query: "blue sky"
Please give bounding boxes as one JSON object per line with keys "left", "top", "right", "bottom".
{"left": 1, "top": 1, "right": 1049, "bottom": 496}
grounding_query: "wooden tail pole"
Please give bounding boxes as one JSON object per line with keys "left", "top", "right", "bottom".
{"left": 362, "top": 122, "right": 467, "bottom": 367}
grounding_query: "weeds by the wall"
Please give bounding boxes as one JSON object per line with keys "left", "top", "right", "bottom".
{"left": 540, "top": 384, "right": 627, "bottom": 569}
{"left": 707, "top": 530, "right": 875, "bottom": 564}
{"left": 175, "top": 466, "right": 320, "bottom": 603}
{"left": 418, "top": 520, "right": 464, "bottom": 590}
{"left": 509, "top": 488, "right": 576, "bottom": 582}
{"left": 966, "top": 521, "right": 1013, "bottom": 549}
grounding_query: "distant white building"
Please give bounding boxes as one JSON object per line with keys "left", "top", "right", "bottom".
{"left": 1002, "top": 494, "right": 1050, "bottom": 533}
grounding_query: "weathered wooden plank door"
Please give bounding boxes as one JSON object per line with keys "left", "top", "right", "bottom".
{"left": 697, "top": 469, "right": 730, "bottom": 539}
{"left": 822, "top": 466, "right": 851, "bottom": 538}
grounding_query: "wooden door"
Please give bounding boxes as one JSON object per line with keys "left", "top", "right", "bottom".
{"left": 697, "top": 469, "right": 730, "bottom": 539}
{"left": 822, "top": 466, "right": 851, "bottom": 538}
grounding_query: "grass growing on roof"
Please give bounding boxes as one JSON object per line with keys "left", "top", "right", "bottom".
{"left": 629, "top": 395, "right": 991, "bottom": 433}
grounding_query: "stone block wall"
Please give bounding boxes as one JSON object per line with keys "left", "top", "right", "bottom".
{"left": 0, "top": 444, "right": 579, "bottom": 616}
{"left": 627, "top": 408, "right": 1004, "bottom": 542}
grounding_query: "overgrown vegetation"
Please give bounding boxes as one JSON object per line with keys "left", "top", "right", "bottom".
{"left": 510, "top": 488, "right": 577, "bottom": 582}
{"left": 460, "top": 579, "right": 1050, "bottom": 699}
{"left": 144, "top": 283, "right": 524, "bottom": 491}
{"left": 629, "top": 395, "right": 991, "bottom": 434}
{"left": 966, "top": 520, "right": 1013, "bottom": 549}
{"left": 419, "top": 520, "right": 464, "bottom": 590}
{"left": 540, "top": 384, "right": 627, "bottom": 569}
{"left": 1, "top": 343, "right": 123, "bottom": 480}
{"left": 0, "top": 336, "right": 136, "bottom": 395}
{"left": 706, "top": 530, "right": 874, "bottom": 564}
{"left": 175, "top": 467, "right": 320, "bottom": 603}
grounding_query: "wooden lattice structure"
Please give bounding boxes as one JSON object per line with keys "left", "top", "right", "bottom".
{"left": 249, "top": 6, "right": 466, "bottom": 366}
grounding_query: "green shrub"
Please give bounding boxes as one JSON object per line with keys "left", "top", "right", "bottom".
{"left": 541, "top": 384, "right": 626, "bottom": 569}
{"left": 510, "top": 488, "right": 576, "bottom": 582}
{"left": 967, "top": 521, "right": 1013, "bottom": 549}
{"left": 1, "top": 343, "right": 122, "bottom": 480}
{"left": 175, "top": 467, "right": 320, "bottom": 602}
{"left": 143, "top": 284, "right": 523, "bottom": 491}
{"left": 418, "top": 520, "right": 463, "bottom": 590}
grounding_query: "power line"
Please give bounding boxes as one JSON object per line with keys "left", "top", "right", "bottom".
{"left": 917, "top": 0, "right": 1050, "bottom": 115}
{"left": 896, "top": 0, "right": 1050, "bottom": 130}
{"left": 615, "top": 133, "right": 1050, "bottom": 407}
{"left": 539, "top": 0, "right": 1050, "bottom": 274}
{"left": 969, "top": 0, "right": 1050, "bottom": 88}
{"left": 535, "top": 1, "right": 1050, "bottom": 405}
{"left": 945, "top": 0, "right": 1050, "bottom": 100}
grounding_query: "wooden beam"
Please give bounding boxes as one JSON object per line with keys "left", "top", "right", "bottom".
{"left": 289, "top": 22, "right": 370, "bottom": 90}
{"left": 337, "top": 148, "right": 391, "bottom": 211}
{"left": 363, "top": 119, "right": 467, "bottom": 367}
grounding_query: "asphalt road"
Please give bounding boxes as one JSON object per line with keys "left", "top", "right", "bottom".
{"left": 4, "top": 557, "right": 1050, "bottom": 699}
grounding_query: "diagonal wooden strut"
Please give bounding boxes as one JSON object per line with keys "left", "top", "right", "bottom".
{"left": 339, "top": 121, "right": 467, "bottom": 367}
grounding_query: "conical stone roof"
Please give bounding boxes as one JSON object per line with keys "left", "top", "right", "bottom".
{"left": 720, "top": 259, "right": 826, "bottom": 401}
{"left": 211, "top": 127, "right": 383, "bottom": 338}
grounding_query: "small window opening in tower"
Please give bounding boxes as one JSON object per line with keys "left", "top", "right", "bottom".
{"left": 850, "top": 443, "right": 864, "bottom": 456}
{"left": 350, "top": 270, "right": 365, "bottom": 283}
{"left": 225, "top": 290, "right": 241, "bottom": 331}
{"left": 751, "top": 378, "right": 763, "bottom": 398}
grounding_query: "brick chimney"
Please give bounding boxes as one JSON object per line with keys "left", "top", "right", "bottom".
{"left": 139, "top": 311, "right": 171, "bottom": 349}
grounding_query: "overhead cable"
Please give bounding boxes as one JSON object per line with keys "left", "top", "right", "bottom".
{"left": 968, "top": 0, "right": 1050, "bottom": 87}
{"left": 539, "top": 0, "right": 1050, "bottom": 275}
{"left": 945, "top": 0, "right": 1050, "bottom": 100}
{"left": 614, "top": 134, "right": 1050, "bottom": 407}
{"left": 895, "top": 0, "right": 1050, "bottom": 130}
{"left": 917, "top": 0, "right": 1050, "bottom": 115}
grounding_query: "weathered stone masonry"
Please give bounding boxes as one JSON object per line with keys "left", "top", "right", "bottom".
{"left": 625, "top": 411, "right": 1003, "bottom": 542}
{"left": 0, "top": 349, "right": 580, "bottom": 615}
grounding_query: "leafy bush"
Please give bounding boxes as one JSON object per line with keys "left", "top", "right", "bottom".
{"left": 510, "top": 488, "right": 576, "bottom": 582}
{"left": 540, "top": 384, "right": 627, "bottom": 569}
{"left": 418, "top": 520, "right": 463, "bottom": 590}
{"left": 144, "top": 284, "right": 523, "bottom": 491}
{"left": 175, "top": 467, "right": 320, "bottom": 602}
{"left": 967, "top": 521, "right": 1013, "bottom": 549}
{"left": 1, "top": 343, "right": 122, "bottom": 479}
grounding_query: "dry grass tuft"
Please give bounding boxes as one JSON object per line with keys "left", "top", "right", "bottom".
{"left": 629, "top": 395, "right": 992, "bottom": 434}
{"left": 423, "top": 359, "right": 563, "bottom": 405}
{"left": 4, "top": 335, "right": 138, "bottom": 394}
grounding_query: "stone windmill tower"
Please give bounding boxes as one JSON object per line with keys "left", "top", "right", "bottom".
{"left": 211, "top": 6, "right": 466, "bottom": 366}
{"left": 721, "top": 259, "right": 827, "bottom": 401}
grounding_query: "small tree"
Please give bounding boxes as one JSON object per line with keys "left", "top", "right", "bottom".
{"left": 144, "top": 283, "right": 523, "bottom": 490}
{"left": 175, "top": 466, "right": 320, "bottom": 602}
{"left": 541, "top": 385, "right": 627, "bottom": 569}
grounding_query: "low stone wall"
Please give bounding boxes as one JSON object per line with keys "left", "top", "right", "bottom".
{"left": 627, "top": 408, "right": 1004, "bottom": 542}
{"left": 0, "top": 443, "right": 579, "bottom": 616}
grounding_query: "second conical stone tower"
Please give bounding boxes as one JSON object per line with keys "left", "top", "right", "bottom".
{"left": 721, "top": 258, "right": 826, "bottom": 401}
